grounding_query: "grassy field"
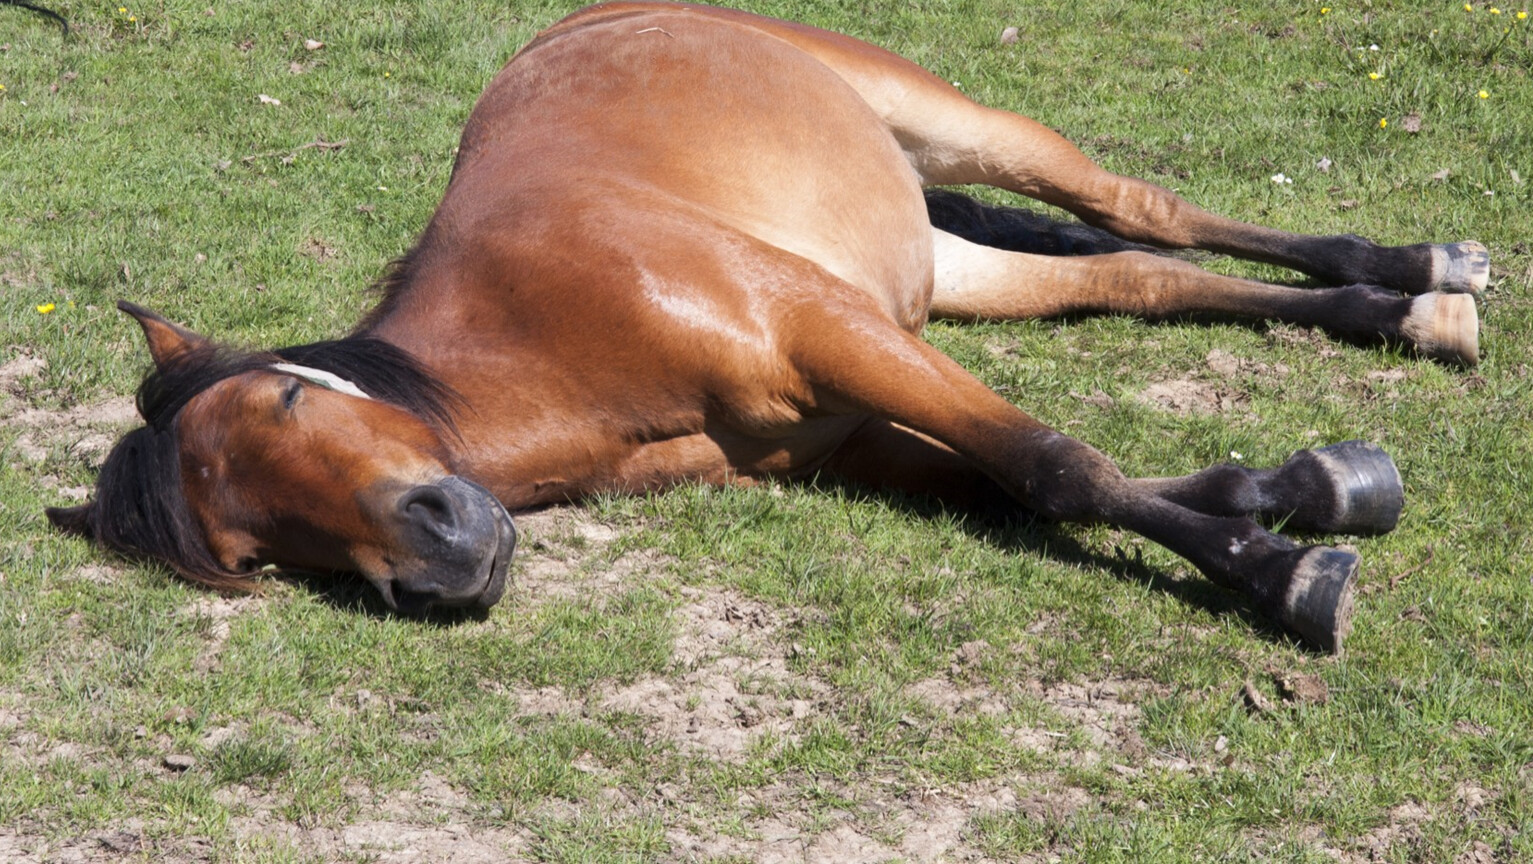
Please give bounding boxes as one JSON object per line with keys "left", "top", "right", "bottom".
{"left": 3, "top": 0, "right": 1532, "bottom": 861}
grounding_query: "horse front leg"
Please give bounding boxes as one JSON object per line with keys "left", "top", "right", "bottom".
{"left": 791, "top": 301, "right": 1367, "bottom": 652}
{"left": 824, "top": 421, "right": 1404, "bottom": 537}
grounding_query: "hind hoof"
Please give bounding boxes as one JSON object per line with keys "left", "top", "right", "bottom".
{"left": 1429, "top": 241, "right": 1489, "bottom": 295}
{"left": 1307, "top": 441, "right": 1404, "bottom": 535}
{"left": 1279, "top": 546, "right": 1358, "bottom": 654}
{"left": 1401, "top": 292, "right": 1479, "bottom": 367}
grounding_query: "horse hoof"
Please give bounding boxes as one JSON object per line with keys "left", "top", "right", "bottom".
{"left": 1402, "top": 292, "right": 1479, "bottom": 367}
{"left": 1429, "top": 241, "right": 1489, "bottom": 295}
{"left": 1279, "top": 546, "right": 1358, "bottom": 654}
{"left": 1307, "top": 440, "right": 1404, "bottom": 535}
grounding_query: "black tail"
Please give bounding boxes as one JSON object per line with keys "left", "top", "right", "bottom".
{"left": 924, "top": 188, "right": 1153, "bottom": 257}
{"left": 2, "top": 0, "right": 68, "bottom": 36}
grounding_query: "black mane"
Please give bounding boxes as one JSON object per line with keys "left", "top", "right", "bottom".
{"left": 62, "top": 336, "right": 461, "bottom": 590}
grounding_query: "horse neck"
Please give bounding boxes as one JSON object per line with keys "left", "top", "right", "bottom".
{"left": 352, "top": 250, "right": 527, "bottom": 427}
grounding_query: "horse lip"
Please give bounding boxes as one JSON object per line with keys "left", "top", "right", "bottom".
{"left": 473, "top": 492, "right": 516, "bottom": 608}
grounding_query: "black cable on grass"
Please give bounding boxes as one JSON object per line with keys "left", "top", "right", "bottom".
{"left": 2, "top": 0, "right": 68, "bottom": 37}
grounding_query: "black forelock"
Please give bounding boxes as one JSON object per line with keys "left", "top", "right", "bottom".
{"left": 274, "top": 338, "right": 464, "bottom": 437}
{"left": 134, "top": 336, "right": 462, "bottom": 436}
{"left": 136, "top": 345, "right": 275, "bottom": 431}
{"left": 85, "top": 420, "right": 242, "bottom": 589}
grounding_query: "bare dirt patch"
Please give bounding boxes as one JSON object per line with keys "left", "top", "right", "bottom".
{"left": 0, "top": 353, "right": 48, "bottom": 393}
{"left": 666, "top": 775, "right": 1079, "bottom": 863}
{"left": 182, "top": 595, "right": 262, "bottom": 673}
{"left": 489, "top": 513, "right": 831, "bottom": 761}
{"left": 224, "top": 770, "right": 533, "bottom": 863}
{"left": 4, "top": 350, "right": 139, "bottom": 480}
{"left": 509, "top": 506, "right": 665, "bottom": 607}
{"left": 1266, "top": 323, "right": 1344, "bottom": 358}
{"left": 1342, "top": 799, "right": 1433, "bottom": 863}
{"left": 601, "top": 586, "right": 824, "bottom": 761}
{"left": 0, "top": 826, "right": 214, "bottom": 864}
{"left": 5, "top": 377, "right": 137, "bottom": 471}
{"left": 1134, "top": 349, "right": 1288, "bottom": 416}
{"left": 1136, "top": 375, "right": 1246, "bottom": 416}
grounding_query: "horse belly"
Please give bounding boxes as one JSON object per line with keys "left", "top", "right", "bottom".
{"left": 463, "top": 6, "right": 934, "bottom": 330}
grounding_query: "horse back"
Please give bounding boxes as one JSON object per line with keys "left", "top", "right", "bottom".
{"left": 432, "top": 1, "right": 933, "bottom": 326}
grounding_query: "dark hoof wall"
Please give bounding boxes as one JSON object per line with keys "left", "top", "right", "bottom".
{"left": 1430, "top": 241, "right": 1489, "bottom": 295}
{"left": 1280, "top": 547, "right": 1359, "bottom": 654}
{"left": 1307, "top": 441, "right": 1404, "bottom": 535}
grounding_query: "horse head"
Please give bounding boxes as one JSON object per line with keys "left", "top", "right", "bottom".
{"left": 46, "top": 302, "right": 515, "bottom": 612}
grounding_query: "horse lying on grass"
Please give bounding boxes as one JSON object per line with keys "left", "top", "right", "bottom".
{"left": 48, "top": 2, "right": 1486, "bottom": 653}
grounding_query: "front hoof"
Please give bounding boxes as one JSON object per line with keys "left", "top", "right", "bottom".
{"left": 1308, "top": 441, "right": 1404, "bottom": 535}
{"left": 1401, "top": 292, "right": 1479, "bottom": 367}
{"left": 1429, "top": 241, "right": 1489, "bottom": 295}
{"left": 1279, "top": 546, "right": 1359, "bottom": 654}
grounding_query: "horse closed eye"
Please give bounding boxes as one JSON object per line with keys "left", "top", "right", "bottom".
{"left": 281, "top": 379, "right": 303, "bottom": 410}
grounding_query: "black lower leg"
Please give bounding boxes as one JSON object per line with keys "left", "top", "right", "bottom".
{"left": 1005, "top": 433, "right": 1361, "bottom": 652}
{"left": 1133, "top": 441, "right": 1403, "bottom": 535}
{"left": 1212, "top": 283, "right": 1412, "bottom": 340}
{"left": 1208, "top": 232, "right": 1433, "bottom": 294}
{"left": 1113, "top": 498, "right": 1360, "bottom": 653}
{"left": 1193, "top": 282, "right": 1476, "bottom": 366}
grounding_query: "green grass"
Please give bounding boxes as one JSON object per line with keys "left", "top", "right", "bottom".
{"left": 4, "top": 0, "right": 1533, "bottom": 861}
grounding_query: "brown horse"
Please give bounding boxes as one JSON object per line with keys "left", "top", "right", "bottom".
{"left": 48, "top": 2, "right": 1486, "bottom": 653}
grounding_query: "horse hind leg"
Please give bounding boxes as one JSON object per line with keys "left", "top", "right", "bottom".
{"left": 929, "top": 229, "right": 1479, "bottom": 366}
{"left": 888, "top": 82, "right": 1487, "bottom": 296}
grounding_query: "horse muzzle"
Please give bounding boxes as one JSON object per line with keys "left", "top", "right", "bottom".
{"left": 378, "top": 475, "right": 516, "bottom": 613}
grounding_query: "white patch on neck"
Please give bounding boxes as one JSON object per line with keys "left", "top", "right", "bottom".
{"left": 270, "top": 363, "right": 372, "bottom": 400}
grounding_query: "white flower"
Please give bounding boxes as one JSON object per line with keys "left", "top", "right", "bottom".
{"left": 1271, "top": 173, "right": 1293, "bottom": 185}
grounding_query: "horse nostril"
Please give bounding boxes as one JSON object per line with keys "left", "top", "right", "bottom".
{"left": 400, "top": 484, "right": 459, "bottom": 540}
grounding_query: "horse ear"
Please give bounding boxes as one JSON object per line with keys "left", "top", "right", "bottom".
{"left": 117, "top": 300, "right": 209, "bottom": 370}
{"left": 46, "top": 503, "right": 96, "bottom": 539}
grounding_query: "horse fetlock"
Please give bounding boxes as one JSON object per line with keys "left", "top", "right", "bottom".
{"left": 1428, "top": 241, "right": 1490, "bottom": 295}
{"left": 1275, "top": 545, "right": 1359, "bottom": 654}
{"left": 1279, "top": 441, "right": 1403, "bottom": 535}
{"left": 1400, "top": 292, "right": 1479, "bottom": 366}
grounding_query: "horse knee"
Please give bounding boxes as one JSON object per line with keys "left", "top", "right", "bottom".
{"left": 1011, "top": 433, "right": 1132, "bottom": 523}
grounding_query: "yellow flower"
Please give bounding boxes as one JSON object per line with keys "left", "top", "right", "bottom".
{"left": 1321, "top": 6, "right": 1330, "bottom": 12}
{"left": 118, "top": 5, "right": 125, "bottom": 11}
{"left": 1478, "top": 89, "right": 1490, "bottom": 98}
{"left": 1379, "top": 117, "right": 1388, "bottom": 128}
{"left": 1519, "top": 10, "right": 1528, "bottom": 18}
{"left": 128, "top": 15, "right": 136, "bottom": 21}
{"left": 1369, "top": 72, "right": 1382, "bottom": 80}
{"left": 1465, "top": 2, "right": 1474, "bottom": 9}
{"left": 36, "top": 303, "right": 56, "bottom": 314}
{"left": 1491, "top": 6, "right": 1501, "bottom": 11}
